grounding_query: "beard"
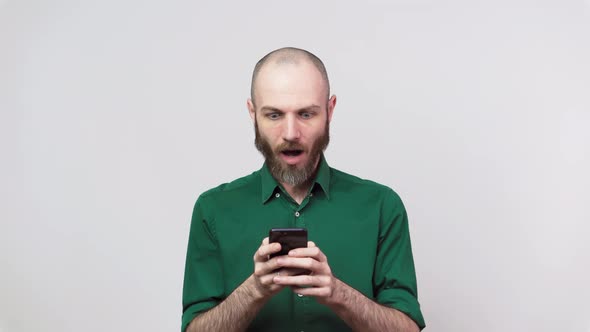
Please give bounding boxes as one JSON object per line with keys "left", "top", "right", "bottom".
{"left": 255, "top": 119, "right": 330, "bottom": 187}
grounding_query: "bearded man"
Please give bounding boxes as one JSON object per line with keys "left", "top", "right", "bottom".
{"left": 181, "top": 47, "right": 426, "bottom": 332}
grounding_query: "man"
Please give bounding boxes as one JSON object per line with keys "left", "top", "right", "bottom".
{"left": 182, "top": 47, "right": 425, "bottom": 331}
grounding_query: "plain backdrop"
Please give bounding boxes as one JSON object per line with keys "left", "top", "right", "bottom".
{"left": 1, "top": 0, "right": 589, "bottom": 331}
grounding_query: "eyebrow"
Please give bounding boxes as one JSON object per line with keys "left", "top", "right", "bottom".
{"left": 259, "top": 105, "right": 322, "bottom": 113}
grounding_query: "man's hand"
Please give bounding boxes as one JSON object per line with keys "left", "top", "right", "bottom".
{"left": 271, "top": 241, "right": 338, "bottom": 304}
{"left": 250, "top": 237, "right": 284, "bottom": 298}
{"left": 270, "top": 241, "right": 420, "bottom": 332}
{"left": 250, "top": 237, "right": 309, "bottom": 299}
{"left": 187, "top": 237, "right": 313, "bottom": 332}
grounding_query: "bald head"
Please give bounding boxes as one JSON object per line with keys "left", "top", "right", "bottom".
{"left": 250, "top": 47, "right": 330, "bottom": 107}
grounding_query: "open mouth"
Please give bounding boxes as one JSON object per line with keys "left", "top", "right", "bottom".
{"left": 281, "top": 149, "right": 304, "bottom": 157}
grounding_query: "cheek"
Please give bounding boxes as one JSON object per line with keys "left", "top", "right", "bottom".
{"left": 306, "top": 125, "right": 326, "bottom": 141}
{"left": 258, "top": 125, "right": 281, "bottom": 143}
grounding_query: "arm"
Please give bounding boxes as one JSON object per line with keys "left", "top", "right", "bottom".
{"left": 273, "top": 245, "right": 420, "bottom": 332}
{"left": 185, "top": 275, "right": 265, "bottom": 332}
{"left": 326, "top": 278, "right": 420, "bottom": 332}
{"left": 185, "top": 238, "right": 288, "bottom": 332}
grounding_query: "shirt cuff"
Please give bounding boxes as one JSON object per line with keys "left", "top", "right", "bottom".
{"left": 377, "top": 288, "right": 426, "bottom": 330}
{"left": 181, "top": 300, "right": 218, "bottom": 332}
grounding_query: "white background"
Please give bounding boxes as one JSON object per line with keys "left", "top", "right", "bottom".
{"left": 1, "top": 0, "right": 589, "bottom": 331}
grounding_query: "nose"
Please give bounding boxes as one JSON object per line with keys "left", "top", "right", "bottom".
{"left": 282, "top": 114, "right": 301, "bottom": 141}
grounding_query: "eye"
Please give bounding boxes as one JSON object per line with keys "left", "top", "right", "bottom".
{"left": 300, "top": 112, "right": 313, "bottom": 119}
{"left": 267, "top": 113, "right": 281, "bottom": 120}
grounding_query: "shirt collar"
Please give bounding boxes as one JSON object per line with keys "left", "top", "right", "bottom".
{"left": 260, "top": 154, "right": 331, "bottom": 204}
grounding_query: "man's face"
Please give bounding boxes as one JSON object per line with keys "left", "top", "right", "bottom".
{"left": 248, "top": 61, "right": 336, "bottom": 187}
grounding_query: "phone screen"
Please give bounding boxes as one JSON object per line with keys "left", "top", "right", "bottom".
{"left": 269, "top": 228, "right": 308, "bottom": 258}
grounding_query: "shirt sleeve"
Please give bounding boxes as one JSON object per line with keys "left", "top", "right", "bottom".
{"left": 373, "top": 188, "right": 426, "bottom": 330}
{"left": 181, "top": 195, "right": 224, "bottom": 332}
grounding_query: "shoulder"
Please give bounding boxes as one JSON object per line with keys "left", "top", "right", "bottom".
{"left": 194, "top": 170, "right": 261, "bottom": 208}
{"left": 330, "top": 167, "right": 402, "bottom": 201}
{"left": 329, "top": 167, "right": 407, "bottom": 227}
{"left": 202, "top": 170, "right": 259, "bottom": 196}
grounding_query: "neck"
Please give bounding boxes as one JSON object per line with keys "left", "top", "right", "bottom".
{"left": 282, "top": 180, "right": 313, "bottom": 205}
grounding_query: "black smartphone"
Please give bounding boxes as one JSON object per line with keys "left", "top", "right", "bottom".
{"left": 269, "top": 228, "right": 308, "bottom": 258}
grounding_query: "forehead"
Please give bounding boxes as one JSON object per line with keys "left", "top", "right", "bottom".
{"left": 254, "top": 61, "right": 326, "bottom": 110}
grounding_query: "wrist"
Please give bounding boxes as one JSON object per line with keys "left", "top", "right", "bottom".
{"left": 322, "top": 277, "right": 348, "bottom": 308}
{"left": 243, "top": 275, "right": 270, "bottom": 303}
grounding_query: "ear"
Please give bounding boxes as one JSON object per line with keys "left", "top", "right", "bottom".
{"left": 327, "top": 95, "right": 337, "bottom": 123}
{"left": 247, "top": 98, "right": 256, "bottom": 123}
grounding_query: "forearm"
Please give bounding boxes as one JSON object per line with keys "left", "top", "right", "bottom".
{"left": 326, "top": 279, "right": 419, "bottom": 332}
{"left": 186, "top": 275, "right": 267, "bottom": 332}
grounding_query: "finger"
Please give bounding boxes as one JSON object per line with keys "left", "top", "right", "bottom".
{"left": 273, "top": 274, "right": 329, "bottom": 287}
{"left": 289, "top": 247, "right": 318, "bottom": 257}
{"left": 270, "top": 267, "right": 303, "bottom": 277}
{"left": 307, "top": 241, "right": 316, "bottom": 247}
{"left": 288, "top": 247, "right": 327, "bottom": 262}
{"left": 259, "top": 267, "right": 304, "bottom": 288}
{"left": 276, "top": 256, "right": 321, "bottom": 272}
{"left": 255, "top": 257, "right": 283, "bottom": 277}
{"left": 262, "top": 237, "right": 269, "bottom": 245}
{"left": 291, "top": 286, "right": 332, "bottom": 297}
{"left": 254, "top": 243, "right": 282, "bottom": 262}
{"left": 258, "top": 270, "right": 284, "bottom": 285}
{"left": 277, "top": 267, "right": 309, "bottom": 276}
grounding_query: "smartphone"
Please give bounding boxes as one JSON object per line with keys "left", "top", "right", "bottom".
{"left": 269, "top": 228, "right": 308, "bottom": 258}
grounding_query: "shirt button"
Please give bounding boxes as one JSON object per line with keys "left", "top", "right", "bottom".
{"left": 295, "top": 211, "right": 300, "bottom": 217}
{"left": 275, "top": 193, "right": 280, "bottom": 198}
{"left": 297, "top": 293, "right": 304, "bottom": 297}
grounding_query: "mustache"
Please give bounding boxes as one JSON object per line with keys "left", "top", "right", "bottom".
{"left": 276, "top": 142, "right": 306, "bottom": 152}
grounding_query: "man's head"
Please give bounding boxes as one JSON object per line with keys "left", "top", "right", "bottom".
{"left": 247, "top": 47, "right": 337, "bottom": 187}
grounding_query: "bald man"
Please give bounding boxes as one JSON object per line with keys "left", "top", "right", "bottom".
{"left": 181, "top": 47, "right": 425, "bottom": 332}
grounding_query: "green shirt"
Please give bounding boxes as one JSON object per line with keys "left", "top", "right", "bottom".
{"left": 182, "top": 156, "right": 425, "bottom": 331}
